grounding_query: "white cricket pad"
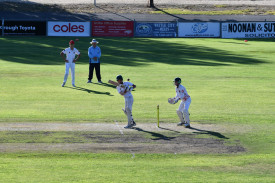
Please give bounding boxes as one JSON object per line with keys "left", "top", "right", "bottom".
{"left": 177, "top": 110, "right": 185, "bottom": 123}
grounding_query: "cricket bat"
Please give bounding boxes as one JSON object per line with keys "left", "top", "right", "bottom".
{"left": 108, "top": 80, "right": 119, "bottom": 86}
{"left": 108, "top": 80, "right": 125, "bottom": 88}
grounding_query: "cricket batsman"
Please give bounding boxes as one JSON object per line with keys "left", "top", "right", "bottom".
{"left": 116, "top": 75, "right": 136, "bottom": 129}
{"left": 60, "top": 40, "right": 81, "bottom": 87}
{"left": 168, "top": 77, "right": 191, "bottom": 128}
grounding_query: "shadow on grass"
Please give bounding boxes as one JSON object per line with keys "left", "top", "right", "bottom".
{"left": 233, "top": 38, "right": 275, "bottom": 42}
{"left": 95, "top": 5, "right": 133, "bottom": 21}
{"left": 92, "top": 82, "right": 117, "bottom": 89}
{"left": 221, "top": 41, "right": 249, "bottom": 45}
{"left": 133, "top": 127, "right": 176, "bottom": 141}
{"left": 0, "top": 37, "right": 267, "bottom": 66}
{"left": 0, "top": 1, "right": 99, "bottom": 21}
{"left": 65, "top": 86, "right": 114, "bottom": 96}
{"left": 152, "top": 6, "right": 185, "bottom": 21}
{"left": 158, "top": 127, "right": 181, "bottom": 133}
{"left": 190, "top": 127, "right": 229, "bottom": 139}
{"left": 151, "top": 6, "right": 247, "bottom": 22}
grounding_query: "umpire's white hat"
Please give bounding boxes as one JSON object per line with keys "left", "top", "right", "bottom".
{"left": 90, "top": 39, "right": 99, "bottom": 44}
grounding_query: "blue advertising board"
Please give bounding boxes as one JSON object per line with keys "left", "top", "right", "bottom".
{"left": 135, "top": 22, "right": 177, "bottom": 37}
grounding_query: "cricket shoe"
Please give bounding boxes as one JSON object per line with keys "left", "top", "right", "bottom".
{"left": 72, "top": 84, "right": 76, "bottom": 87}
{"left": 124, "top": 124, "right": 134, "bottom": 129}
{"left": 177, "top": 122, "right": 185, "bottom": 126}
{"left": 61, "top": 82, "right": 66, "bottom": 87}
{"left": 87, "top": 80, "right": 92, "bottom": 83}
{"left": 184, "top": 123, "right": 191, "bottom": 128}
{"left": 98, "top": 80, "right": 103, "bottom": 84}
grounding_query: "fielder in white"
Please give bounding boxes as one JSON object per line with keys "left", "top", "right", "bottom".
{"left": 168, "top": 77, "right": 191, "bottom": 128}
{"left": 60, "top": 40, "right": 81, "bottom": 87}
{"left": 116, "top": 75, "right": 137, "bottom": 129}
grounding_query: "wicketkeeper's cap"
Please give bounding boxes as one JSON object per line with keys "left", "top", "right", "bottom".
{"left": 90, "top": 39, "right": 99, "bottom": 44}
{"left": 69, "top": 40, "right": 75, "bottom": 45}
{"left": 174, "top": 77, "right": 181, "bottom": 84}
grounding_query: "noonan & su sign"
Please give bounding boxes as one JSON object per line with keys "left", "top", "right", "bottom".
{"left": 48, "top": 22, "right": 90, "bottom": 36}
{"left": 222, "top": 22, "right": 275, "bottom": 38}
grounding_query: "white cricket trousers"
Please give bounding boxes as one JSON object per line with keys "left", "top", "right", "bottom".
{"left": 124, "top": 95, "right": 134, "bottom": 124}
{"left": 178, "top": 98, "right": 191, "bottom": 123}
{"left": 63, "top": 62, "right": 75, "bottom": 85}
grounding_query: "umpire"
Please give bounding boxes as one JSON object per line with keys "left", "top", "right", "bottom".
{"left": 87, "top": 39, "right": 102, "bottom": 83}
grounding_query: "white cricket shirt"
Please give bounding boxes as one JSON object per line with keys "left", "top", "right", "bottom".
{"left": 175, "top": 84, "right": 190, "bottom": 101}
{"left": 117, "top": 81, "right": 133, "bottom": 98}
{"left": 62, "top": 47, "right": 80, "bottom": 63}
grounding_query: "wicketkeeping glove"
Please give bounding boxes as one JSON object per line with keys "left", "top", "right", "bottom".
{"left": 168, "top": 98, "right": 178, "bottom": 104}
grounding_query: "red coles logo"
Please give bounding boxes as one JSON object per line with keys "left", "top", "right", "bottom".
{"left": 53, "top": 23, "right": 84, "bottom": 33}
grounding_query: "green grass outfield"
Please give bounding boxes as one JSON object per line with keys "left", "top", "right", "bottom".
{"left": 0, "top": 37, "right": 274, "bottom": 124}
{"left": 0, "top": 37, "right": 274, "bottom": 182}
{"left": 0, "top": 153, "right": 274, "bottom": 183}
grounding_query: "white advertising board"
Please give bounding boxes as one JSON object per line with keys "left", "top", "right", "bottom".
{"left": 48, "top": 22, "right": 90, "bottom": 37}
{"left": 178, "top": 22, "right": 220, "bottom": 37}
{"left": 222, "top": 22, "right": 275, "bottom": 38}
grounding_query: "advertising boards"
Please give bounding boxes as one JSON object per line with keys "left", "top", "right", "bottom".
{"left": 222, "top": 22, "right": 275, "bottom": 38}
{"left": 0, "top": 21, "right": 46, "bottom": 36}
{"left": 178, "top": 22, "right": 220, "bottom": 38}
{"left": 135, "top": 22, "right": 177, "bottom": 37}
{"left": 92, "top": 21, "right": 134, "bottom": 37}
{"left": 48, "top": 22, "right": 90, "bottom": 37}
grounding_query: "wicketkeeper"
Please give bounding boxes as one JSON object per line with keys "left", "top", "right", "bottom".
{"left": 116, "top": 75, "right": 136, "bottom": 129}
{"left": 168, "top": 77, "right": 191, "bottom": 128}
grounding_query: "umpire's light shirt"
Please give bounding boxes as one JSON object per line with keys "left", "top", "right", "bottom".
{"left": 88, "top": 46, "right": 101, "bottom": 63}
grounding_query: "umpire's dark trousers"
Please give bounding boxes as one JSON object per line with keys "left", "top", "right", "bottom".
{"left": 88, "top": 63, "right": 101, "bottom": 81}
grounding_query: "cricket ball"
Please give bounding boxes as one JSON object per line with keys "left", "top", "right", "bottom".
{"left": 244, "top": 40, "right": 248, "bottom": 42}
{"left": 75, "top": 38, "right": 79, "bottom": 41}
